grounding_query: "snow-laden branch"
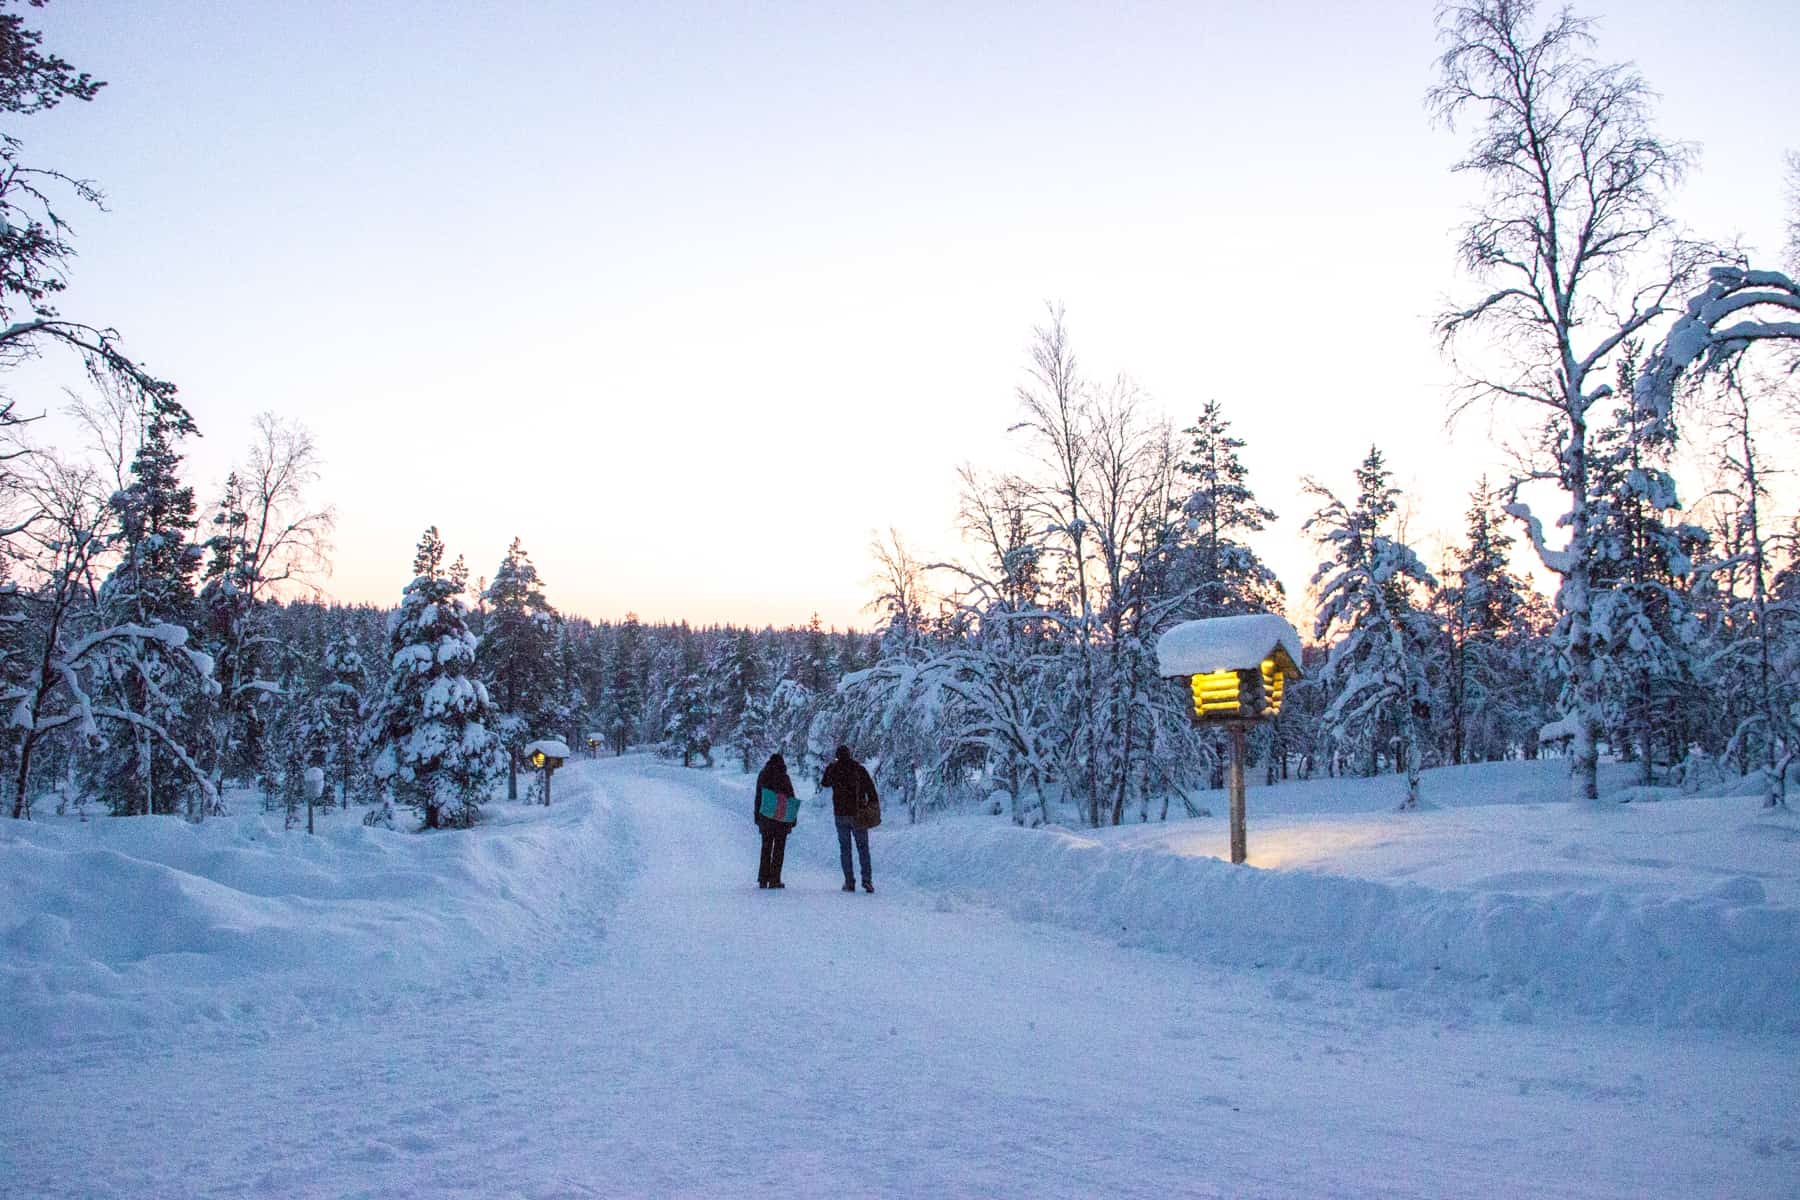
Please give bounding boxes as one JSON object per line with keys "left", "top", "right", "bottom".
{"left": 1636, "top": 265, "right": 1800, "bottom": 419}
{"left": 1504, "top": 500, "right": 1575, "bottom": 576}
{"left": 88, "top": 703, "right": 219, "bottom": 806}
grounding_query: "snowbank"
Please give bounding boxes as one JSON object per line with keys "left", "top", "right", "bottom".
{"left": 0, "top": 763, "right": 629, "bottom": 1050}
{"left": 876, "top": 812, "right": 1800, "bottom": 1035}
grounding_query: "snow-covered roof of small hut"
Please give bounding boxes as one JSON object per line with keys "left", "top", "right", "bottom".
{"left": 1156, "top": 614, "right": 1304, "bottom": 678}
{"left": 524, "top": 739, "right": 572, "bottom": 760}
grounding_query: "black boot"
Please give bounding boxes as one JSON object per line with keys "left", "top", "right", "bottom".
{"left": 842, "top": 879, "right": 855, "bottom": 892}
{"left": 862, "top": 879, "right": 874, "bottom": 893}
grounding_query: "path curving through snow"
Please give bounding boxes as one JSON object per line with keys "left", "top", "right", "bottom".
{"left": 5, "top": 757, "right": 1794, "bottom": 1198}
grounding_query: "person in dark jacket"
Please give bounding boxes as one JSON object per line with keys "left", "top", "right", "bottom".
{"left": 754, "top": 753, "right": 798, "bottom": 889}
{"left": 819, "top": 744, "right": 877, "bottom": 892}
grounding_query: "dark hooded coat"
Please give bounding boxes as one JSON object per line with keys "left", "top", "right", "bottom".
{"left": 819, "top": 745, "right": 878, "bottom": 824}
{"left": 754, "top": 754, "right": 798, "bottom": 831}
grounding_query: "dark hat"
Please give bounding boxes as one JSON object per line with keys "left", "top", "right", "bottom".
{"left": 835, "top": 744, "right": 852, "bottom": 761}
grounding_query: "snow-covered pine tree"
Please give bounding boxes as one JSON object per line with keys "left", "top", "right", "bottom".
{"left": 762, "top": 674, "right": 823, "bottom": 772}
{"left": 368, "top": 527, "right": 500, "bottom": 829}
{"left": 718, "top": 629, "right": 764, "bottom": 770}
{"left": 1173, "top": 398, "right": 1283, "bottom": 618}
{"left": 666, "top": 669, "right": 714, "bottom": 768}
{"left": 1434, "top": 479, "right": 1535, "bottom": 764}
{"left": 478, "top": 538, "right": 560, "bottom": 801}
{"left": 734, "top": 685, "right": 771, "bottom": 771}
{"left": 272, "top": 679, "right": 329, "bottom": 831}
{"left": 1305, "top": 446, "right": 1438, "bottom": 810}
{"left": 312, "top": 626, "right": 369, "bottom": 807}
{"left": 196, "top": 471, "right": 261, "bottom": 789}
{"left": 547, "top": 623, "right": 590, "bottom": 757}
{"left": 1586, "top": 354, "right": 1707, "bottom": 784}
{"left": 663, "top": 627, "right": 714, "bottom": 767}
{"left": 800, "top": 612, "right": 835, "bottom": 693}
{"left": 605, "top": 613, "right": 645, "bottom": 755}
{"left": 86, "top": 394, "right": 213, "bottom": 817}
{"left": 640, "top": 623, "right": 686, "bottom": 754}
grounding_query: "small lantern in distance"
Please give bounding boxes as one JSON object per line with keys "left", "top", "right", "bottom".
{"left": 523, "top": 739, "right": 570, "bottom": 806}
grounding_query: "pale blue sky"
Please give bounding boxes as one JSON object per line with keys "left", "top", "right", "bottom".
{"left": 24, "top": 1, "right": 1796, "bottom": 628}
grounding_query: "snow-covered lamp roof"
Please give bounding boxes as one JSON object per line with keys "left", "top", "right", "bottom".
{"left": 1156, "top": 614, "right": 1304, "bottom": 678}
{"left": 524, "top": 739, "right": 572, "bottom": 761}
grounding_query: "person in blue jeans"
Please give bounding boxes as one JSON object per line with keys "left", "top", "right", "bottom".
{"left": 820, "top": 744, "right": 877, "bottom": 892}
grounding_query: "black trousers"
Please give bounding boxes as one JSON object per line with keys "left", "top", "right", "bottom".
{"left": 758, "top": 824, "right": 790, "bottom": 885}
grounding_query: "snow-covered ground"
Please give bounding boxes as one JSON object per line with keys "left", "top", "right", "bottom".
{"left": 895, "top": 757, "right": 1800, "bottom": 1034}
{"left": 2, "top": 756, "right": 1796, "bottom": 1198}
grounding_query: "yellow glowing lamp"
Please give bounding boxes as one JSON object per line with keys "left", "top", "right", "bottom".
{"left": 1157, "top": 614, "right": 1304, "bottom": 727}
{"left": 1185, "top": 659, "right": 1288, "bottom": 722}
{"left": 1262, "top": 657, "right": 1285, "bottom": 713}
{"left": 524, "top": 740, "right": 569, "bottom": 771}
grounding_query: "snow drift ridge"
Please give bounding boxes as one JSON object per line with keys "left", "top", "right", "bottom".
{"left": 877, "top": 821, "right": 1800, "bottom": 1035}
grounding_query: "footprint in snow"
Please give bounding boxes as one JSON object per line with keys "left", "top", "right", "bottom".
{"left": 348, "top": 1141, "right": 398, "bottom": 1163}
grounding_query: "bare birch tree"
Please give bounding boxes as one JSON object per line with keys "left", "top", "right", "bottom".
{"left": 1011, "top": 305, "right": 1104, "bottom": 820}
{"left": 1430, "top": 0, "right": 1708, "bottom": 802}
{"left": 198, "top": 414, "right": 334, "bottom": 803}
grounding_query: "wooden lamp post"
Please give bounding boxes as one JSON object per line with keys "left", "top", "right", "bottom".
{"left": 524, "top": 739, "right": 570, "bottom": 806}
{"left": 1156, "top": 614, "right": 1304, "bottom": 865}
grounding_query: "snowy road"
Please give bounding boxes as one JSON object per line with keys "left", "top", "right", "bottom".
{"left": 6, "top": 758, "right": 1795, "bottom": 1198}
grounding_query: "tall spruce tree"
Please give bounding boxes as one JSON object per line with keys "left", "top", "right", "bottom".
{"left": 1436, "top": 479, "right": 1534, "bottom": 764}
{"left": 88, "top": 395, "right": 209, "bottom": 816}
{"left": 667, "top": 670, "right": 714, "bottom": 768}
{"left": 718, "top": 628, "right": 764, "bottom": 770}
{"left": 1174, "top": 399, "right": 1282, "bottom": 617}
{"left": 1586, "top": 355, "right": 1706, "bottom": 783}
{"left": 801, "top": 612, "right": 835, "bottom": 693}
{"left": 478, "top": 538, "right": 560, "bottom": 801}
{"left": 312, "top": 627, "right": 369, "bottom": 807}
{"left": 368, "top": 527, "right": 500, "bottom": 829}
{"left": 196, "top": 471, "right": 265, "bottom": 791}
{"left": 664, "top": 626, "right": 713, "bottom": 767}
{"left": 1306, "top": 446, "right": 1437, "bottom": 809}
{"left": 606, "top": 613, "right": 644, "bottom": 755}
